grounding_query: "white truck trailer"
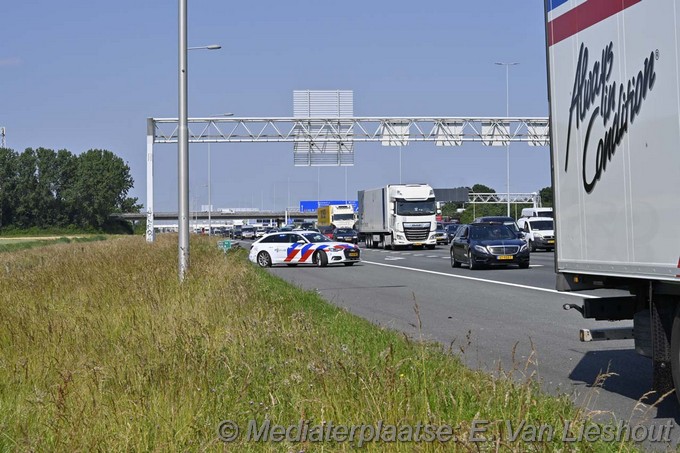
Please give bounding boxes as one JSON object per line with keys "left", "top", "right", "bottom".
{"left": 545, "top": 0, "right": 680, "bottom": 397}
{"left": 357, "top": 184, "right": 437, "bottom": 249}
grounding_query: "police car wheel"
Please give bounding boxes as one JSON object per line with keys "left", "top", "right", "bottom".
{"left": 257, "top": 251, "right": 272, "bottom": 267}
{"left": 315, "top": 251, "right": 328, "bottom": 267}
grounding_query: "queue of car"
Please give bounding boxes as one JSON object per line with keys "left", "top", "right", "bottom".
{"left": 239, "top": 215, "right": 552, "bottom": 272}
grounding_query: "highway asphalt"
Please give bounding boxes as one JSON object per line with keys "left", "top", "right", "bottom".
{"left": 251, "top": 241, "right": 680, "bottom": 447}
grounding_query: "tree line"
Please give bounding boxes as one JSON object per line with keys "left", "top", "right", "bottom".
{"left": 441, "top": 184, "right": 552, "bottom": 223}
{"left": 0, "top": 147, "right": 140, "bottom": 232}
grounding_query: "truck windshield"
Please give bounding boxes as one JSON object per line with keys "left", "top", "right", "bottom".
{"left": 395, "top": 198, "right": 436, "bottom": 216}
{"left": 333, "top": 213, "right": 355, "bottom": 221}
{"left": 529, "top": 220, "right": 553, "bottom": 231}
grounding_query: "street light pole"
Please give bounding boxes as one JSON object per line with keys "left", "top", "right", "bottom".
{"left": 495, "top": 62, "right": 518, "bottom": 217}
{"left": 207, "top": 143, "right": 211, "bottom": 236}
{"left": 178, "top": 0, "right": 189, "bottom": 281}
{"left": 177, "top": 0, "right": 220, "bottom": 281}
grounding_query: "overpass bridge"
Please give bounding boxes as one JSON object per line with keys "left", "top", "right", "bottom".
{"left": 113, "top": 210, "right": 316, "bottom": 222}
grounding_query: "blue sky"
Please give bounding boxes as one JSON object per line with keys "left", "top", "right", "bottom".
{"left": 1, "top": 1, "right": 549, "bottom": 212}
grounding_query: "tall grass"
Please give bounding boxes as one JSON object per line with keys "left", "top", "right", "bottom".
{"left": 0, "top": 235, "right": 640, "bottom": 451}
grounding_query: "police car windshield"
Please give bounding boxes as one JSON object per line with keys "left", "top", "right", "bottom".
{"left": 302, "top": 232, "right": 332, "bottom": 243}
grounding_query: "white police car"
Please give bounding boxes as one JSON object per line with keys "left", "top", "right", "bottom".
{"left": 249, "top": 231, "right": 361, "bottom": 267}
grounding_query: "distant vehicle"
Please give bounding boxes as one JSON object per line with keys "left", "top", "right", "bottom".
{"left": 520, "top": 207, "right": 553, "bottom": 218}
{"left": 319, "top": 226, "right": 335, "bottom": 239}
{"left": 266, "top": 228, "right": 279, "bottom": 234}
{"left": 444, "top": 224, "right": 461, "bottom": 243}
{"left": 434, "top": 223, "right": 448, "bottom": 245}
{"left": 300, "top": 222, "right": 316, "bottom": 231}
{"left": 232, "top": 225, "right": 243, "bottom": 239}
{"left": 255, "top": 227, "right": 266, "bottom": 238}
{"left": 248, "top": 231, "right": 361, "bottom": 267}
{"left": 357, "top": 183, "right": 437, "bottom": 249}
{"left": 516, "top": 217, "right": 554, "bottom": 252}
{"left": 317, "top": 204, "right": 357, "bottom": 229}
{"left": 450, "top": 223, "right": 529, "bottom": 270}
{"left": 241, "top": 226, "right": 256, "bottom": 240}
{"left": 333, "top": 228, "right": 358, "bottom": 244}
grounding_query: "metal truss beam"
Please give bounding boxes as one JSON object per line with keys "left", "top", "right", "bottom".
{"left": 468, "top": 192, "right": 541, "bottom": 205}
{"left": 150, "top": 116, "right": 549, "bottom": 145}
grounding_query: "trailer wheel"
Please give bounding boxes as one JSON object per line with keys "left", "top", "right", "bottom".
{"left": 670, "top": 305, "right": 680, "bottom": 403}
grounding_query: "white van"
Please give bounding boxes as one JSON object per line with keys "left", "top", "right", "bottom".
{"left": 517, "top": 217, "right": 554, "bottom": 252}
{"left": 520, "top": 207, "right": 553, "bottom": 218}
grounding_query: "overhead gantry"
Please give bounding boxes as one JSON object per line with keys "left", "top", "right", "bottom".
{"left": 146, "top": 116, "right": 550, "bottom": 242}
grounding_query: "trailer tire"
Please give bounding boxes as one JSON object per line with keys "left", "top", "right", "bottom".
{"left": 670, "top": 305, "right": 680, "bottom": 403}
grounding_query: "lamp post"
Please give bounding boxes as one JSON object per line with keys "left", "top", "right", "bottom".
{"left": 177, "top": 0, "right": 221, "bottom": 281}
{"left": 495, "top": 61, "right": 518, "bottom": 217}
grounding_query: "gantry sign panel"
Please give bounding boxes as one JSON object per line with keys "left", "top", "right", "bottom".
{"left": 293, "top": 90, "right": 354, "bottom": 166}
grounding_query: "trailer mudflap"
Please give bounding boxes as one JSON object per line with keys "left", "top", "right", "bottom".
{"left": 651, "top": 298, "right": 674, "bottom": 395}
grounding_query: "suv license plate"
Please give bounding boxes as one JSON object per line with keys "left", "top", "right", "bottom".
{"left": 498, "top": 255, "right": 513, "bottom": 260}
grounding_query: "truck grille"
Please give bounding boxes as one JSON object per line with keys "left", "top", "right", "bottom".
{"left": 404, "top": 227, "right": 430, "bottom": 241}
{"left": 488, "top": 245, "right": 519, "bottom": 255}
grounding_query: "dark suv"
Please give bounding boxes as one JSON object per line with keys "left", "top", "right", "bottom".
{"left": 450, "top": 223, "right": 529, "bottom": 269}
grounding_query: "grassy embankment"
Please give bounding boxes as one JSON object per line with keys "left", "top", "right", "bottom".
{"left": 0, "top": 235, "right": 642, "bottom": 451}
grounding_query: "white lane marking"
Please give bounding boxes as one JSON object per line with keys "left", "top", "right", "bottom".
{"left": 427, "top": 255, "right": 438, "bottom": 258}
{"left": 384, "top": 256, "right": 405, "bottom": 261}
{"left": 413, "top": 254, "right": 424, "bottom": 257}
{"left": 362, "top": 260, "right": 599, "bottom": 299}
{"left": 529, "top": 264, "right": 543, "bottom": 268}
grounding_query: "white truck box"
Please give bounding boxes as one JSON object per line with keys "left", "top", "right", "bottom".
{"left": 545, "top": 0, "right": 680, "bottom": 398}
{"left": 547, "top": 0, "right": 677, "bottom": 282}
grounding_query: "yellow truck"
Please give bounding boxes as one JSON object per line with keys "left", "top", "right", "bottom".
{"left": 317, "top": 204, "right": 356, "bottom": 229}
